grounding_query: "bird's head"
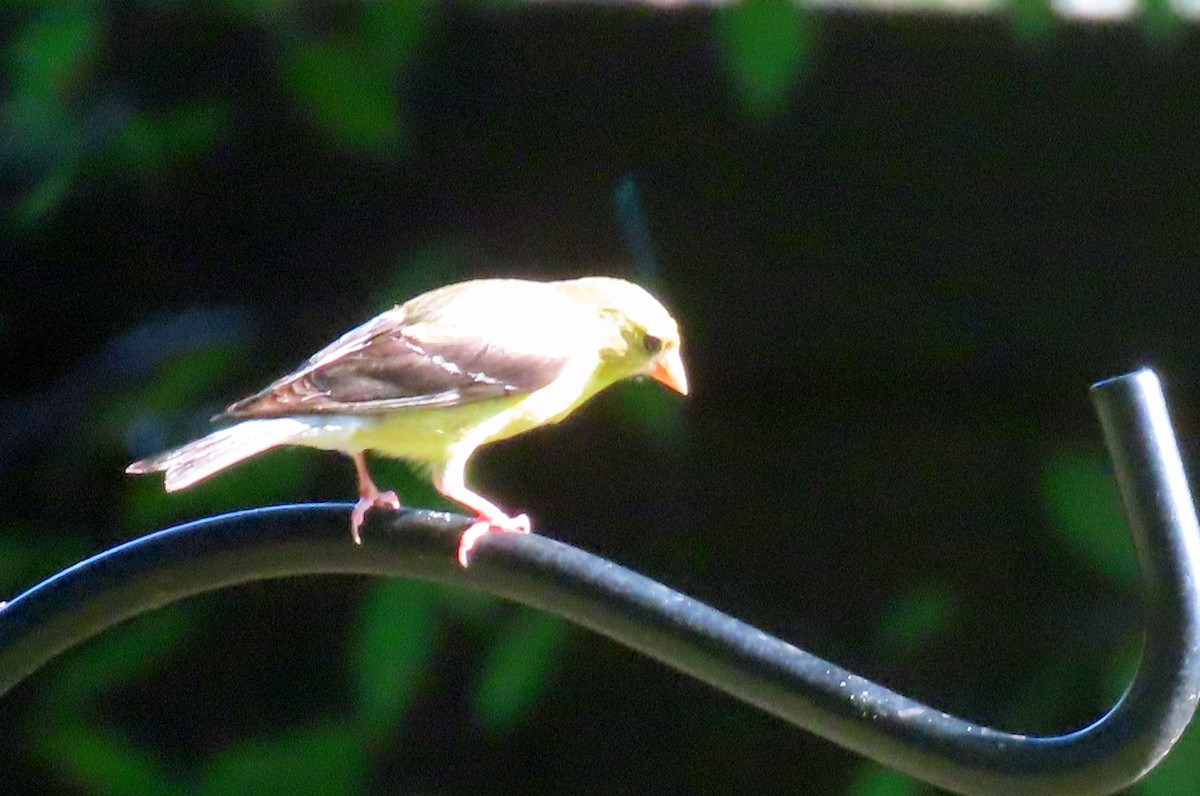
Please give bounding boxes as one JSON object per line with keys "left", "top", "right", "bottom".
{"left": 563, "top": 277, "right": 689, "bottom": 396}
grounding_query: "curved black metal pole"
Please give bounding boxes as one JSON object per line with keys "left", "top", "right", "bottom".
{"left": 1, "top": 369, "right": 1197, "bottom": 795}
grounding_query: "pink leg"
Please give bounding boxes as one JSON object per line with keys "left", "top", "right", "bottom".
{"left": 349, "top": 452, "right": 400, "bottom": 544}
{"left": 434, "top": 466, "right": 530, "bottom": 567}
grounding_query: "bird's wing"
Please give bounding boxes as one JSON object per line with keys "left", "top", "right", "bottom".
{"left": 220, "top": 316, "right": 572, "bottom": 419}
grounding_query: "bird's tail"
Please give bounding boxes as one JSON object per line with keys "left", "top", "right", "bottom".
{"left": 126, "top": 418, "right": 313, "bottom": 491}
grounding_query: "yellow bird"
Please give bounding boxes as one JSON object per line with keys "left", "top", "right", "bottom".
{"left": 127, "top": 277, "right": 689, "bottom": 566}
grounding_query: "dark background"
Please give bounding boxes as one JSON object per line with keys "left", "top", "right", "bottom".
{"left": 1, "top": 1, "right": 1198, "bottom": 793}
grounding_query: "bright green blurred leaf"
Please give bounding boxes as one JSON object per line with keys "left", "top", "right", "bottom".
{"left": 199, "top": 722, "right": 367, "bottom": 796}
{"left": 44, "top": 604, "right": 194, "bottom": 706}
{"left": 1008, "top": 0, "right": 1056, "bottom": 44}
{"left": 4, "top": 7, "right": 99, "bottom": 225}
{"left": 9, "top": 7, "right": 98, "bottom": 98}
{"left": 284, "top": 42, "right": 402, "bottom": 152}
{"left": 129, "top": 342, "right": 244, "bottom": 414}
{"left": 1040, "top": 449, "right": 1136, "bottom": 583}
{"left": 34, "top": 721, "right": 185, "bottom": 796}
{"left": 847, "top": 764, "right": 923, "bottom": 796}
{"left": 873, "top": 582, "right": 953, "bottom": 659}
{"left": 473, "top": 610, "right": 569, "bottom": 735}
{"left": 1140, "top": 718, "right": 1200, "bottom": 795}
{"left": 715, "top": 0, "right": 812, "bottom": 120}
{"left": 353, "top": 579, "right": 440, "bottom": 741}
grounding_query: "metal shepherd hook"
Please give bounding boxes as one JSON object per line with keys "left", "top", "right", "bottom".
{"left": 0, "top": 368, "right": 1196, "bottom": 795}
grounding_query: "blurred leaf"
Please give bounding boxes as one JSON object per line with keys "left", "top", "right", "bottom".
{"left": 0, "top": 528, "right": 92, "bottom": 594}
{"left": 127, "top": 341, "right": 245, "bottom": 415}
{"left": 44, "top": 604, "right": 195, "bottom": 706}
{"left": 362, "top": 0, "right": 434, "bottom": 74}
{"left": 1141, "top": 0, "right": 1184, "bottom": 45}
{"left": 198, "top": 722, "right": 367, "bottom": 796}
{"left": 1140, "top": 718, "right": 1200, "bottom": 795}
{"left": 112, "top": 105, "right": 227, "bottom": 180}
{"left": 375, "top": 245, "right": 468, "bottom": 312}
{"left": 715, "top": 0, "right": 812, "bottom": 120}
{"left": 1008, "top": 0, "right": 1056, "bottom": 44}
{"left": 10, "top": 162, "right": 78, "bottom": 226}
{"left": 35, "top": 720, "right": 185, "bottom": 796}
{"left": 9, "top": 6, "right": 98, "bottom": 99}
{"left": 847, "top": 764, "right": 923, "bottom": 796}
{"left": 472, "top": 609, "right": 569, "bottom": 736}
{"left": 352, "top": 579, "right": 440, "bottom": 742}
{"left": 1040, "top": 449, "right": 1136, "bottom": 584}
{"left": 873, "top": 582, "right": 953, "bottom": 659}
{"left": 284, "top": 41, "right": 402, "bottom": 152}
{"left": 4, "top": 6, "right": 100, "bottom": 224}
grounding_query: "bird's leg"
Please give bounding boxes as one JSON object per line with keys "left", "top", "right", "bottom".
{"left": 349, "top": 451, "right": 400, "bottom": 544}
{"left": 434, "top": 466, "right": 530, "bottom": 567}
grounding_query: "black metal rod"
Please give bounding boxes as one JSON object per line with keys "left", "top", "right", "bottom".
{"left": 1, "top": 369, "right": 1197, "bottom": 795}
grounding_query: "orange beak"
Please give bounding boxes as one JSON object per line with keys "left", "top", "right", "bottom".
{"left": 648, "top": 349, "right": 689, "bottom": 396}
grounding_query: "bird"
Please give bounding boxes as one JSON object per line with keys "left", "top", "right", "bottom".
{"left": 126, "top": 276, "right": 689, "bottom": 566}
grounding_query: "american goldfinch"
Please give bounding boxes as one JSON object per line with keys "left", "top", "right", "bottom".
{"left": 127, "top": 277, "right": 688, "bottom": 566}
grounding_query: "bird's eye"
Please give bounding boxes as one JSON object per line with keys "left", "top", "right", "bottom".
{"left": 643, "top": 334, "right": 664, "bottom": 355}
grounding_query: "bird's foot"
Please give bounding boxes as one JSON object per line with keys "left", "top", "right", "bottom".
{"left": 457, "top": 513, "right": 531, "bottom": 568}
{"left": 350, "top": 490, "right": 401, "bottom": 544}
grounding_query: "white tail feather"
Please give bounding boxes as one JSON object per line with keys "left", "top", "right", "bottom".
{"left": 126, "top": 418, "right": 313, "bottom": 491}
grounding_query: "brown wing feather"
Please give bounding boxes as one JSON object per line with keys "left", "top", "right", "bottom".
{"left": 221, "top": 330, "right": 569, "bottom": 419}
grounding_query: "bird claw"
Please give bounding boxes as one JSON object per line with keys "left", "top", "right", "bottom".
{"left": 457, "top": 513, "right": 531, "bottom": 567}
{"left": 350, "top": 490, "right": 401, "bottom": 544}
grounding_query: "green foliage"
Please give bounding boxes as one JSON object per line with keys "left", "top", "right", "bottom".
{"left": 10, "top": 2, "right": 1198, "bottom": 793}
{"left": 4, "top": 5, "right": 100, "bottom": 226}
{"left": 283, "top": 41, "right": 405, "bottom": 153}
{"left": 0, "top": 530, "right": 92, "bottom": 596}
{"left": 110, "top": 105, "right": 228, "bottom": 181}
{"left": 1140, "top": 0, "right": 1185, "bottom": 45}
{"left": 113, "top": 338, "right": 316, "bottom": 529}
{"left": 1141, "top": 720, "right": 1200, "bottom": 795}
{"left": 848, "top": 764, "right": 924, "bottom": 796}
{"left": 352, "top": 579, "right": 441, "bottom": 742}
{"left": 8, "top": 6, "right": 98, "bottom": 98}
{"left": 375, "top": 245, "right": 471, "bottom": 313}
{"left": 472, "top": 609, "right": 569, "bottom": 736}
{"left": 127, "top": 343, "right": 245, "bottom": 415}
{"left": 43, "top": 605, "right": 196, "bottom": 708}
{"left": 198, "top": 722, "right": 367, "bottom": 796}
{"left": 4, "top": 1, "right": 434, "bottom": 225}
{"left": 715, "top": 0, "right": 813, "bottom": 120}
{"left": 872, "top": 582, "right": 954, "bottom": 660}
{"left": 1008, "top": 0, "right": 1057, "bottom": 44}
{"left": 280, "top": 1, "right": 433, "bottom": 155}
{"left": 124, "top": 449, "right": 310, "bottom": 530}
{"left": 34, "top": 721, "right": 186, "bottom": 796}
{"left": 1040, "top": 449, "right": 1137, "bottom": 584}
